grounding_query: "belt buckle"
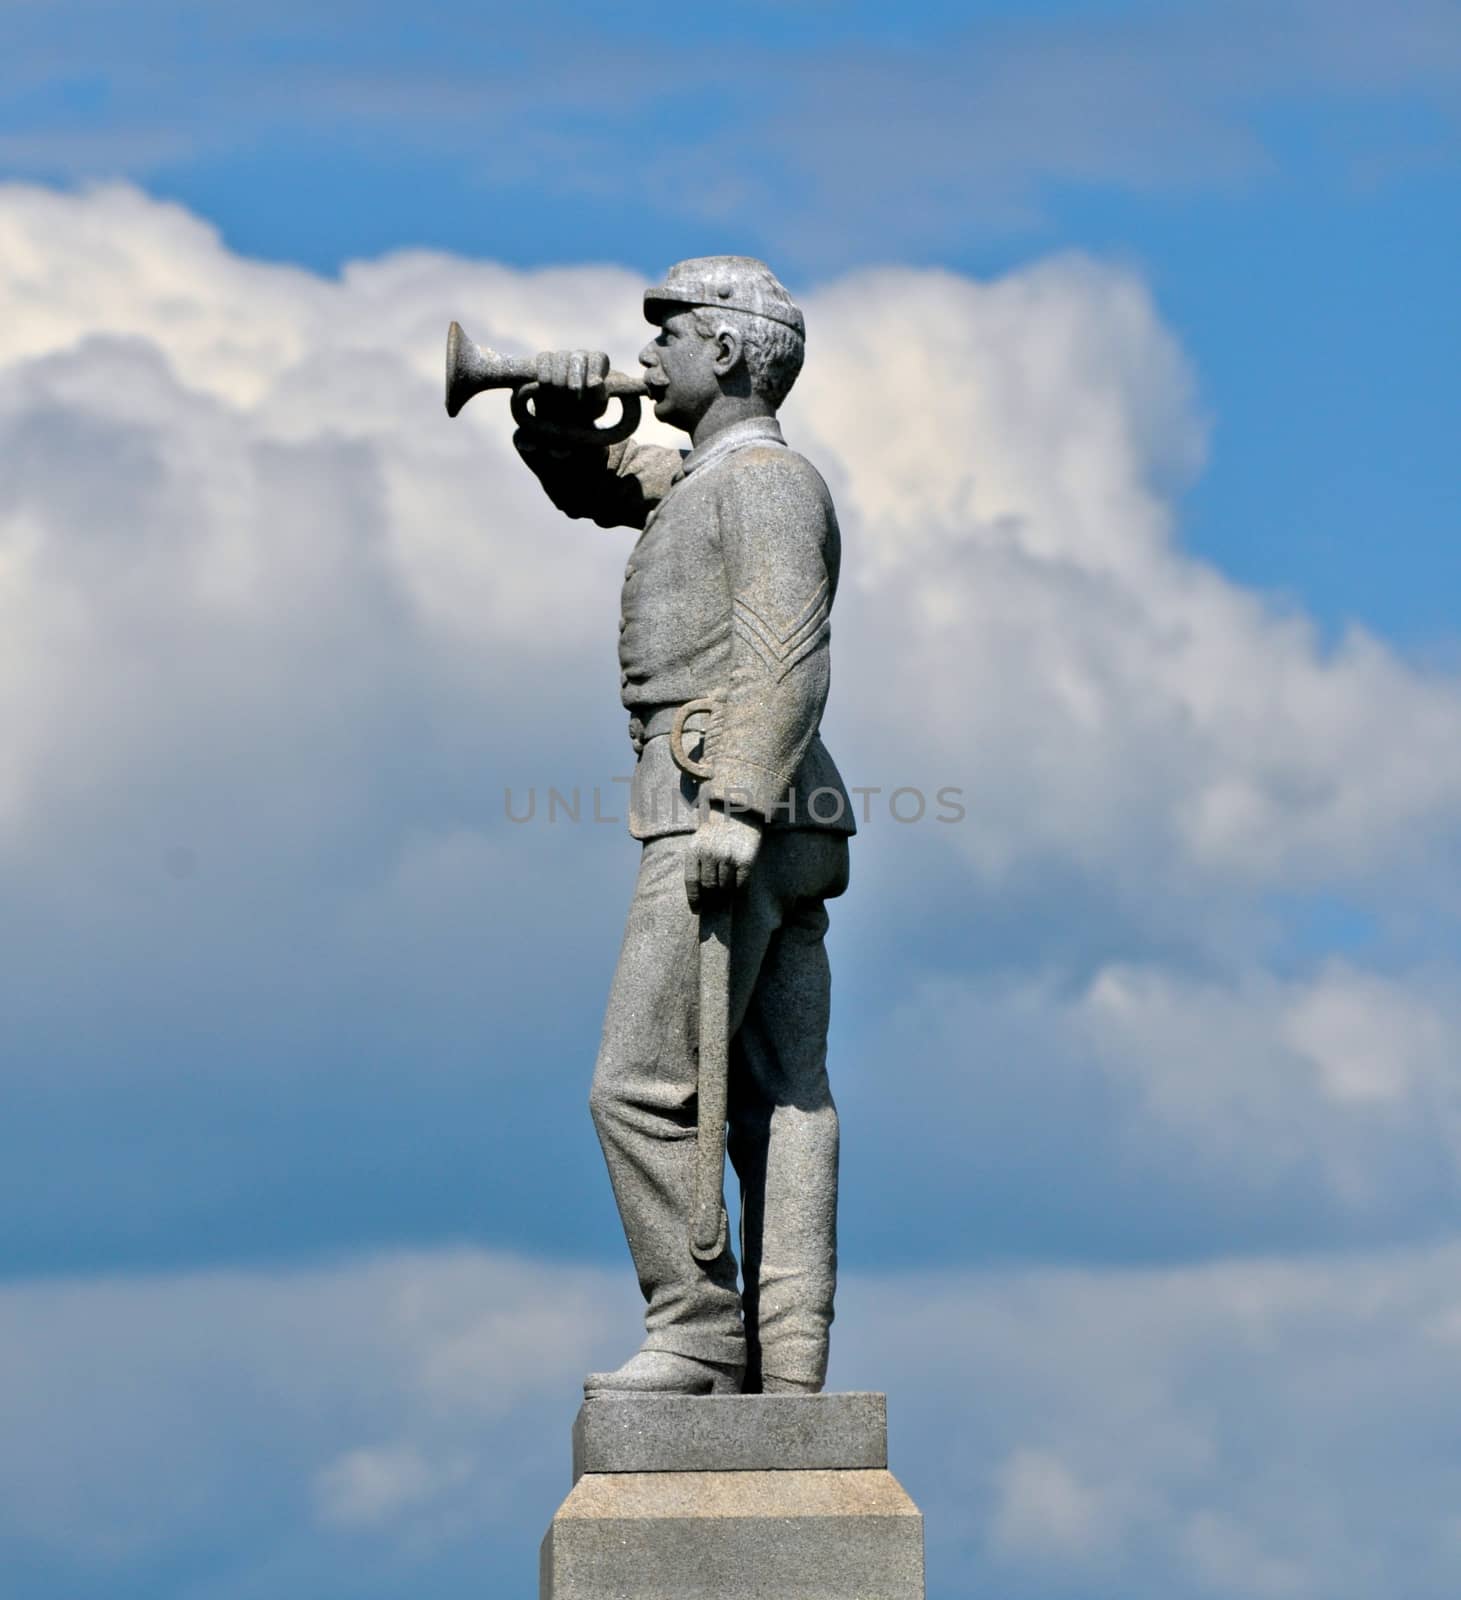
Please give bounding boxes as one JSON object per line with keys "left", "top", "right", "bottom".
{"left": 670, "top": 698, "right": 716, "bottom": 779}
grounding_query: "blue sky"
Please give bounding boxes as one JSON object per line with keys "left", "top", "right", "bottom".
{"left": 3, "top": 3, "right": 1461, "bottom": 1597}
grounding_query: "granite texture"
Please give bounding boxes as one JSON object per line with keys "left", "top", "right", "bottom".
{"left": 451, "top": 257, "right": 925, "bottom": 1596}
{"left": 540, "top": 1469, "right": 924, "bottom": 1600}
{"left": 572, "top": 1392, "right": 888, "bottom": 1480}
{"left": 595, "top": 414, "right": 855, "bottom": 839}
{"left": 475, "top": 256, "right": 855, "bottom": 1393}
{"left": 589, "top": 825, "right": 847, "bottom": 1386}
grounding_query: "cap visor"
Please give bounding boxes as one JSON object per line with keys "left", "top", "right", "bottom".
{"left": 643, "top": 291, "right": 692, "bottom": 326}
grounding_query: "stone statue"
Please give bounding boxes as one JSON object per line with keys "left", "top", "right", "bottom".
{"left": 448, "top": 257, "right": 856, "bottom": 1399}
{"left": 449, "top": 260, "right": 926, "bottom": 1599}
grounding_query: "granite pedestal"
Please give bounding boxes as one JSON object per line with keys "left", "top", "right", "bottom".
{"left": 540, "top": 1393, "right": 924, "bottom": 1599}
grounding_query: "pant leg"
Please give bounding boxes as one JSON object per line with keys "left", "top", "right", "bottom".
{"left": 589, "top": 832, "right": 782, "bottom": 1366}
{"left": 728, "top": 831, "right": 847, "bottom": 1392}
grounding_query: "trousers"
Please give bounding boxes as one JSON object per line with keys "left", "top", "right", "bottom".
{"left": 589, "top": 826, "right": 850, "bottom": 1391}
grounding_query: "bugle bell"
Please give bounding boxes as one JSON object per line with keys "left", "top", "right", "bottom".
{"left": 444, "top": 321, "right": 646, "bottom": 446}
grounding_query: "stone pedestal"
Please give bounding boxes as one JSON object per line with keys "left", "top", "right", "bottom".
{"left": 540, "top": 1393, "right": 924, "bottom": 1599}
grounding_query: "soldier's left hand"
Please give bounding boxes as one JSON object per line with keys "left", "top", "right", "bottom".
{"left": 686, "top": 805, "right": 763, "bottom": 911}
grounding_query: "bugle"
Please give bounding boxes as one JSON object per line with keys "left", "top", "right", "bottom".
{"left": 444, "top": 321, "right": 646, "bottom": 446}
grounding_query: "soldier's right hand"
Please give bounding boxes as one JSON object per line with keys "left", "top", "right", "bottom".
{"left": 532, "top": 349, "right": 611, "bottom": 421}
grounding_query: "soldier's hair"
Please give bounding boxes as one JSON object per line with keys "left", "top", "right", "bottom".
{"left": 691, "top": 308, "right": 804, "bottom": 410}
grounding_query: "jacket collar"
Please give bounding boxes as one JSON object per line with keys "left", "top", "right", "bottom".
{"left": 674, "top": 416, "right": 786, "bottom": 483}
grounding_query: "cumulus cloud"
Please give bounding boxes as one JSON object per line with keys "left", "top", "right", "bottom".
{"left": 1, "top": 180, "right": 1458, "bottom": 1279}
{"left": 796, "top": 260, "right": 1461, "bottom": 906}
{"left": 5, "top": 182, "right": 1458, "bottom": 900}
{"left": 6, "top": 1243, "right": 1461, "bottom": 1598}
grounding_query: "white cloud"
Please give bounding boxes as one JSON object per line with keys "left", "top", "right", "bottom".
{"left": 853, "top": 957, "right": 1461, "bottom": 1243}
{"left": 832, "top": 1244, "right": 1461, "bottom": 1599}
{"left": 991, "top": 1448, "right": 1114, "bottom": 1564}
{"left": 3, "top": 181, "right": 1457, "bottom": 908}
{"left": 0, "top": 1249, "right": 636, "bottom": 1580}
{"left": 794, "top": 259, "right": 1461, "bottom": 904}
{"left": 313, "top": 1443, "right": 473, "bottom": 1529}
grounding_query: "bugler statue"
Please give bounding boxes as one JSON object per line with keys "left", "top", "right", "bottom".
{"left": 447, "top": 257, "right": 855, "bottom": 1399}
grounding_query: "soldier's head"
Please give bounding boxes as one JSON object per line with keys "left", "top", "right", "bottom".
{"left": 639, "top": 256, "right": 805, "bottom": 431}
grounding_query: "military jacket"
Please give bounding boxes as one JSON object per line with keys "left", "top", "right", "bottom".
{"left": 520, "top": 415, "right": 855, "bottom": 841}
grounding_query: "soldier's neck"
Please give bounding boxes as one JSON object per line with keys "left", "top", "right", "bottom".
{"left": 688, "top": 393, "right": 776, "bottom": 450}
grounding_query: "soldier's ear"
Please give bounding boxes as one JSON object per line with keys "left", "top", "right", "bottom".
{"left": 710, "top": 325, "right": 744, "bottom": 378}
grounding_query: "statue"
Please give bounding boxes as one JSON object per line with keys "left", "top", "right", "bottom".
{"left": 447, "top": 257, "right": 856, "bottom": 1399}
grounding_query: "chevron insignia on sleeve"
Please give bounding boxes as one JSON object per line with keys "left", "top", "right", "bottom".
{"left": 733, "top": 578, "right": 831, "bottom": 682}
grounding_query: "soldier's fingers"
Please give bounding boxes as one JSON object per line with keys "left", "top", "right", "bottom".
{"left": 567, "top": 350, "right": 587, "bottom": 392}
{"left": 536, "top": 351, "right": 553, "bottom": 386}
{"left": 685, "top": 854, "right": 702, "bottom": 911}
{"left": 587, "top": 350, "right": 609, "bottom": 390}
{"left": 715, "top": 857, "right": 735, "bottom": 894}
{"left": 551, "top": 350, "right": 573, "bottom": 389}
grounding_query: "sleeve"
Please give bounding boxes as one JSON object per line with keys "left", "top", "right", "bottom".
{"left": 702, "top": 451, "right": 838, "bottom": 819}
{"left": 514, "top": 431, "right": 682, "bottom": 530}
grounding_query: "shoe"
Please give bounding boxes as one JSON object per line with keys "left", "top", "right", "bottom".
{"left": 584, "top": 1349, "right": 745, "bottom": 1396}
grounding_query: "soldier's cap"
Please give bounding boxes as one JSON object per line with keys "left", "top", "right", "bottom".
{"left": 644, "top": 256, "right": 805, "bottom": 339}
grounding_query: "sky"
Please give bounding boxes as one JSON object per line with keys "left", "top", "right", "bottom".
{"left": 2, "top": 2, "right": 1460, "bottom": 1597}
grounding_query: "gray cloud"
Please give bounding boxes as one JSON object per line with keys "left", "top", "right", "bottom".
{"left": 835, "top": 1241, "right": 1461, "bottom": 1599}
{"left": 836, "top": 959, "right": 1461, "bottom": 1269}
{"left": 7, "top": 1242, "right": 1461, "bottom": 1596}
{"left": 2, "top": 2, "right": 1459, "bottom": 263}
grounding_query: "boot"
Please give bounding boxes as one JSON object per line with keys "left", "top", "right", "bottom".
{"left": 584, "top": 1348, "right": 745, "bottom": 1396}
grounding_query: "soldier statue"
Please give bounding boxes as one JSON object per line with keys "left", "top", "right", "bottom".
{"left": 453, "top": 258, "right": 855, "bottom": 1397}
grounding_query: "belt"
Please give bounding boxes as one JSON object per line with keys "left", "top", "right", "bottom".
{"left": 627, "top": 700, "right": 713, "bottom": 756}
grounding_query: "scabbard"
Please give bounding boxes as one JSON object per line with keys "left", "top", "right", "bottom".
{"left": 690, "top": 898, "right": 733, "bottom": 1261}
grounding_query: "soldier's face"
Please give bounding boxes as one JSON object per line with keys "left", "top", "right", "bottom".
{"left": 639, "top": 311, "right": 720, "bottom": 430}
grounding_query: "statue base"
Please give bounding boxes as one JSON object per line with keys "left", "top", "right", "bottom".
{"left": 540, "top": 1392, "right": 924, "bottom": 1598}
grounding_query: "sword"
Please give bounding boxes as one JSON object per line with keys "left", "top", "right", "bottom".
{"left": 691, "top": 897, "right": 732, "bottom": 1261}
{"left": 670, "top": 698, "right": 733, "bottom": 1262}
